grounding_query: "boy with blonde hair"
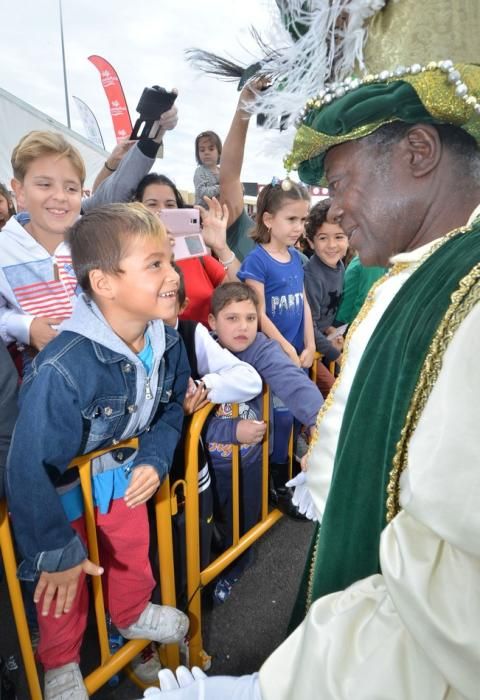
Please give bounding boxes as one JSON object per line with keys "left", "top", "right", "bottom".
{"left": 0, "top": 118, "right": 176, "bottom": 362}
{"left": 1, "top": 131, "right": 85, "bottom": 353}
{"left": 6, "top": 203, "right": 190, "bottom": 699}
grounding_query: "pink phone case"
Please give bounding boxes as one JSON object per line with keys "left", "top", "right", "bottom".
{"left": 159, "top": 208, "right": 200, "bottom": 235}
{"left": 159, "top": 208, "right": 207, "bottom": 260}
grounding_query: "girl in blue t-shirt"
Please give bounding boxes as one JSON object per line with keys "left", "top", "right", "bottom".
{"left": 238, "top": 180, "right": 315, "bottom": 369}
{"left": 238, "top": 180, "right": 316, "bottom": 493}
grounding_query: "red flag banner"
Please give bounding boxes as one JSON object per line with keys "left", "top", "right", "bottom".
{"left": 88, "top": 55, "right": 132, "bottom": 142}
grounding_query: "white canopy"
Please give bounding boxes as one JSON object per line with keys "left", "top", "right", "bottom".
{"left": 0, "top": 87, "right": 107, "bottom": 190}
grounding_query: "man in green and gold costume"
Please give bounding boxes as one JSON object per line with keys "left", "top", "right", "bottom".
{"left": 142, "top": 3, "right": 480, "bottom": 699}
{"left": 264, "top": 60, "right": 480, "bottom": 700}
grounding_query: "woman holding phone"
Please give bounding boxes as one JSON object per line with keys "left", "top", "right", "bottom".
{"left": 134, "top": 174, "right": 240, "bottom": 327}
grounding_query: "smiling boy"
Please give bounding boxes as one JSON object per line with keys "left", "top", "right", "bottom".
{"left": 0, "top": 132, "right": 85, "bottom": 353}
{"left": 0, "top": 124, "right": 176, "bottom": 360}
{"left": 304, "top": 198, "right": 349, "bottom": 363}
{"left": 6, "top": 203, "right": 190, "bottom": 699}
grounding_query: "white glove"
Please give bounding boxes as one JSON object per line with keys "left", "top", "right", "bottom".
{"left": 285, "top": 472, "right": 319, "bottom": 522}
{"left": 140, "top": 666, "right": 261, "bottom": 699}
{"left": 142, "top": 666, "right": 204, "bottom": 696}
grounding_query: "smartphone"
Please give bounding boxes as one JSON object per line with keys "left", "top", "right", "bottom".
{"left": 326, "top": 324, "right": 348, "bottom": 341}
{"left": 130, "top": 86, "right": 177, "bottom": 140}
{"left": 158, "top": 208, "right": 208, "bottom": 261}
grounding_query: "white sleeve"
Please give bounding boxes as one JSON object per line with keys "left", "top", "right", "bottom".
{"left": 382, "top": 300, "right": 480, "bottom": 698}
{"left": 194, "top": 323, "right": 262, "bottom": 404}
{"left": 259, "top": 303, "right": 480, "bottom": 700}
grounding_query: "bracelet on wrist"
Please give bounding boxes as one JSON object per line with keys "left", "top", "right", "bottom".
{"left": 219, "top": 250, "right": 236, "bottom": 268}
{"left": 104, "top": 161, "right": 116, "bottom": 172}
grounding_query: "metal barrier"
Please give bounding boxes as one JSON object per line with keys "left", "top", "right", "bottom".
{"left": 183, "top": 384, "right": 288, "bottom": 668}
{"left": 1, "top": 363, "right": 334, "bottom": 696}
{"left": 0, "top": 438, "right": 181, "bottom": 698}
{"left": 311, "top": 352, "right": 337, "bottom": 384}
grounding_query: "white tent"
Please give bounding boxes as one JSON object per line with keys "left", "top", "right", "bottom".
{"left": 0, "top": 87, "right": 107, "bottom": 190}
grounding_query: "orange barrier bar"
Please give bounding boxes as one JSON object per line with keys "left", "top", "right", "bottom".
{"left": 183, "top": 402, "right": 212, "bottom": 668}
{"left": 152, "top": 478, "right": 181, "bottom": 671}
{"left": 261, "top": 384, "right": 271, "bottom": 520}
{"left": 1, "top": 438, "right": 181, "bottom": 697}
{"left": 184, "top": 385, "right": 289, "bottom": 669}
{"left": 2, "top": 372, "right": 323, "bottom": 692}
{"left": 311, "top": 352, "right": 337, "bottom": 386}
{"left": 0, "top": 499, "right": 42, "bottom": 700}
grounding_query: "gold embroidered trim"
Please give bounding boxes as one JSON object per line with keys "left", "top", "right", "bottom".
{"left": 285, "top": 118, "right": 397, "bottom": 171}
{"left": 386, "top": 261, "right": 480, "bottom": 521}
{"left": 307, "top": 225, "right": 470, "bottom": 464}
{"left": 305, "top": 262, "right": 409, "bottom": 613}
{"left": 304, "top": 224, "right": 472, "bottom": 611}
{"left": 305, "top": 261, "right": 408, "bottom": 464}
{"left": 305, "top": 527, "right": 321, "bottom": 614}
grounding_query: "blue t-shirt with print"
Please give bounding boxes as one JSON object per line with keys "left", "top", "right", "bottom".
{"left": 238, "top": 245, "right": 305, "bottom": 353}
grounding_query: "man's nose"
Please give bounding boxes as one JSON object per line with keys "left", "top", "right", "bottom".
{"left": 327, "top": 202, "right": 343, "bottom": 225}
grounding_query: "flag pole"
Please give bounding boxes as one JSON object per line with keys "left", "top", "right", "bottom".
{"left": 59, "top": 0, "right": 71, "bottom": 128}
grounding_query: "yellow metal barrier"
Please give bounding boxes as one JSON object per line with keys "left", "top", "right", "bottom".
{"left": 184, "top": 384, "right": 288, "bottom": 668}
{"left": 311, "top": 351, "right": 337, "bottom": 384}
{"left": 0, "top": 438, "right": 181, "bottom": 698}
{"left": 1, "top": 368, "right": 329, "bottom": 694}
{"left": 0, "top": 498, "right": 42, "bottom": 699}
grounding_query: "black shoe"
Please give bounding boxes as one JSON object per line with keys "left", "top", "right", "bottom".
{"left": 275, "top": 486, "right": 309, "bottom": 521}
{"left": 269, "top": 479, "right": 279, "bottom": 507}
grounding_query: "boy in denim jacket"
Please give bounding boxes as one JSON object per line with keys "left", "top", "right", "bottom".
{"left": 6, "top": 204, "right": 190, "bottom": 699}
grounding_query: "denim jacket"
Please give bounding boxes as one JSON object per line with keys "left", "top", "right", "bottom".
{"left": 6, "top": 296, "right": 189, "bottom": 581}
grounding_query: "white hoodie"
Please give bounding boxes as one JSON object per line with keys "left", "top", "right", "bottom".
{"left": 0, "top": 215, "right": 78, "bottom": 344}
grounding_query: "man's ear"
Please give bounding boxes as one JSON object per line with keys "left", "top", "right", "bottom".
{"left": 403, "top": 125, "right": 442, "bottom": 177}
{"left": 306, "top": 237, "right": 315, "bottom": 251}
{"left": 89, "top": 269, "right": 115, "bottom": 300}
{"left": 207, "top": 313, "right": 216, "bottom": 331}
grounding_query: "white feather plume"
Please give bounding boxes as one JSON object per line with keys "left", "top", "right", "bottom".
{"left": 250, "top": 0, "right": 387, "bottom": 125}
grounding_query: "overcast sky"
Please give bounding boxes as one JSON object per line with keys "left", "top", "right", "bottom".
{"left": 0, "top": 0, "right": 296, "bottom": 192}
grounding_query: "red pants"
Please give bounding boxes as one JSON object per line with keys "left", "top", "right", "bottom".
{"left": 36, "top": 498, "right": 155, "bottom": 670}
{"left": 315, "top": 358, "right": 335, "bottom": 398}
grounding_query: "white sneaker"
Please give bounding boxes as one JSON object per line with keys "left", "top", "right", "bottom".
{"left": 118, "top": 603, "right": 189, "bottom": 645}
{"left": 130, "top": 642, "right": 162, "bottom": 683}
{"left": 44, "top": 662, "right": 88, "bottom": 700}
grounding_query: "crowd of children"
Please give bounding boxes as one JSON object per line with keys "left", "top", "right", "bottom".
{"left": 0, "top": 87, "right": 378, "bottom": 699}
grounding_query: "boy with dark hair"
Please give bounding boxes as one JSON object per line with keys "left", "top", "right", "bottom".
{"left": 304, "top": 198, "right": 348, "bottom": 358}
{"left": 6, "top": 203, "right": 190, "bottom": 699}
{"left": 205, "top": 282, "right": 323, "bottom": 602}
{"left": 303, "top": 198, "right": 349, "bottom": 394}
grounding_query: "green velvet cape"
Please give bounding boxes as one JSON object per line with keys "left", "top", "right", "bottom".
{"left": 290, "top": 223, "right": 480, "bottom": 630}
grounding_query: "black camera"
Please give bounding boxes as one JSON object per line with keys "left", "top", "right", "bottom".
{"left": 130, "top": 86, "right": 177, "bottom": 140}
